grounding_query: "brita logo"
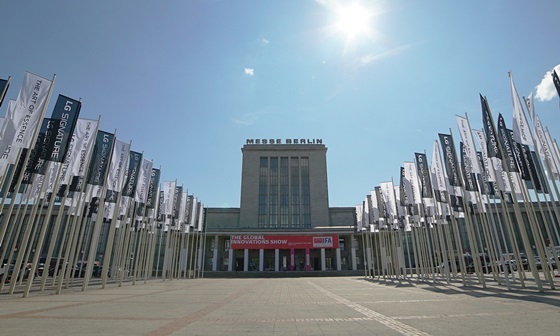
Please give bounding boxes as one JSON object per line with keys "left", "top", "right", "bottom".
{"left": 313, "top": 237, "right": 333, "bottom": 248}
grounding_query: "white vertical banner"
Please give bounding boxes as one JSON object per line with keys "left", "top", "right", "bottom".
{"left": 380, "top": 181, "right": 397, "bottom": 226}
{"left": 0, "top": 72, "right": 53, "bottom": 153}
{"left": 510, "top": 73, "right": 534, "bottom": 146}
{"left": 189, "top": 197, "right": 199, "bottom": 233}
{"left": 403, "top": 161, "right": 422, "bottom": 225}
{"left": 104, "top": 140, "right": 130, "bottom": 220}
{"left": 67, "top": 119, "right": 98, "bottom": 178}
{"left": 197, "top": 202, "right": 204, "bottom": 232}
{"left": 362, "top": 196, "right": 370, "bottom": 229}
{"left": 178, "top": 191, "right": 188, "bottom": 231}
{"left": 134, "top": 158, "right": 154, "bottom": 204}
{"left": 431, "top": 140, "right": 451, "bottom": 217}
{"left": 369, "top": 190, "right": 379, "bottom": 225}
{"left": 456, "top": 115, "right": 481, "bottom": 174}
{"left": 0, "top": 100, "right": 21, "bottom": 170}
{"left": 355, "top": 204, "right": 363, "bottom": 231}
{"left": 163, "top": 181, "right": 176, "bottom": 231}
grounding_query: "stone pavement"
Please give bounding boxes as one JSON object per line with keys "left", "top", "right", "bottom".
{"left": 1, "top": 275, "right": 560, "bottom": 335}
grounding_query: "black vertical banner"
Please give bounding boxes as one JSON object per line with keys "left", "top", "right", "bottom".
{"left": 86, "top": 130, "right": 115, "bottom": 186}
{"left": 146, "top": 168, "right": 161, "bottom": 209}
{"left": 0, "top": 78, "right": 9, "bottom": 107}
{"left": 157, "top": 189, "right": 165, "bottom": 228}
{"left": 122, "top": 151, "right": 142, "bottom": 197}
{"left": 496, "top": 114, "right": 519, "bottom": 173}
{"left": 552, "top": 69, "right": 560, "bottom": 99}
{"left": 438, "top": 133, "right": 462, "bottom": 187}
{"left": 399, "top": 167, "right": 408, "bottom": 207}
{"left": 531, "top": 151, "right": 548, "bottom": 194}
{"left": 477, "top": 151, "right": 495, "bottom": 196}
{"left": 375, "top": 186, "right": 387, "bottom": 220}
{"left": 460, "top": 142, "right": 478, "bottom": 192}
{"left": 481, "top": 95, "right": 501, "bottom": 159}
{"left": 46, "top": 95, "right": 81, "bottom": 162}
{"left": 173, "top": 185, "right": 183, "bottom": 220}
{"left": 414, "top": 152, "right": 433, "bottom": 198}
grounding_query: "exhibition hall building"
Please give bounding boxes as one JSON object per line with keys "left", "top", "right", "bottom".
{"left": 202, "top": 139, "right": 363, "bottom": 273}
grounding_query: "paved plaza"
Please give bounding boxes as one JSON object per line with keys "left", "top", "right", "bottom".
{"left": 1, "top": 275, "right": 560, "bottom": 335}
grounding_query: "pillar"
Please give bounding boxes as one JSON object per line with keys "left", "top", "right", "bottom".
{"left": 351, "top": 235, "right": 357, "bottom": 270}
{"left": 259, "top": 249, "right": 264, "bottom": 271}
{"left": 321, "top": 248, "right": 326, "bottom": 271}
{"left": 228, "top": 248, "right": 234, "bottom": 272}
{"left": 275, "top": 249, "right": 279, "bottom": 271}
{"left": 212, "top": 236, "right": 219, "bottom": 271}
{"left": 336, "top": 248, "right": 341, "bottom": 271}
{"left": 243, "top": 249, "right": 249, "bottom": 272}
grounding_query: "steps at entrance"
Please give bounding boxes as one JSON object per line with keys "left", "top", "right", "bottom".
{"left": 203, "top": 270, "right": 364, "bottom": 278}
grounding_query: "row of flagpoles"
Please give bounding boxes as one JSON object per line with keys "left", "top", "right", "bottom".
{"left": 0, "top": 72, "right": 206, "bottom": 298}
{"left": 356, "top": 70, "right": 560, "bottom": 292}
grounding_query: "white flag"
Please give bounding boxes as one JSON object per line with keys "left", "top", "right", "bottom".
{"left": 67, "top": 119, "right": 98, "bottom": 178}
{"left": 510, "top": 73, "right": 534, "bottom": 146}
{"left": 197, "top": 202, "right": 204, "bottom": 231}
{"left": 134, "top": 158, "right": 154, "bottom": 204}
{"left": 456, "top": 115, "right": 481, "bottom": 174}
{"left": 0, "top": 72, "right": 52, "bottom": 152}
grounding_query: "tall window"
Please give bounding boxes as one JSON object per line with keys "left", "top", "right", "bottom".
{"left": 258, "top": 157, "right": 268, "bottom": 227}
{"left": 280, "top": 157, "right": 289, "bottom": 227}
{"left": 290, "top": 157, "right": 300, "bottom": 227}
{"left": 269, "top": 157, "right": 278, "bottom": 227}
{"left": 259, "top": 156, "right": 311, "bottom": 228}
{"left": 301, "top": 157, "right": 311, "bottom": 227}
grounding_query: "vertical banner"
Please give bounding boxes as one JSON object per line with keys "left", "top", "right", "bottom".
{"left": 431, "top": 141, "right": 449, "bottom": 206}
{"left": 67, "top": 119, "right": 98, "bottom": 192}
{"left": 146, "top": 168, "right": 161, "bottom": 209}
{"left": 45, "top": 95, "right": 81, "bottom": 162}
{"left": 0, "top": 77, "right": 9, "bottom": 107}
{"left": 414, "top": 152, "right": 434, "bottom": 198}
{"left": 134, "top": 158, "right": 154, "bottom": 204}
{"left": 122, "top": 151, "right": 142, "bottom": 198}
{"left": 0, "top": 72, "right": 52, "bottom": 152}
{"left": 85, "top": 130, "right": 115, "bottom": 213}
{"left": 403, "top": 161, "right": 422, "bottom": 222}
{"left": 86, "top": 131, "right": 115, "bottom": 186}
{"left": 105, "top": 140, "right": 130, "bottom": 203}
{"left": 552, "top": 69, "right": 560, "bottom": 98}
{"left": 438, "top": 133, "right": 464, "bottom": 215}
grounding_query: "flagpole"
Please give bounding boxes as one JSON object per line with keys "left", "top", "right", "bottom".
{"left": 484, "top": 96, "right": 543, "bottom": 290}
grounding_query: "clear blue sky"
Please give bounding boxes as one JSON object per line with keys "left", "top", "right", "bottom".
{"left": 1, "top": 0, "right": 559, "bottom": 208}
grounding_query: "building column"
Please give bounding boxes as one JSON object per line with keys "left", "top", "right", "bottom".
{"left": 290, "top": 248, "right": 295, "bottom": 271}
{"left": 274, "top": 249, "right": 279, "bottom": 271}
{"left": 212, "top": 236, "right": 219, "bottom": 271}
{"left": 321, "top": 248, "right": 326, "bottom": 271}
{"left": 351, "top": 235, "right": 357, "bottom": 271}
{"left": 228, "top": 249, "right": 234, "bottom": 272}
{"left": 243, "top": 249, "right": 249, "bottom": 272}
{"left": 336, "top": 248, "right": 341, "bottom": 271}
{"left": 305, "top": 248, "right": 311, "bottom": 271}
{"left": 259, "top": 249, "right": 264, "bottom": 271}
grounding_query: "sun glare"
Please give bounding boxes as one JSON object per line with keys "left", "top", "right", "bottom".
{"left": 336, "top": 3, "right": 369, "bottom": 40}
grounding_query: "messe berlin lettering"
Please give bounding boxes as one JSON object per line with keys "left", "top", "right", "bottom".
{"left": 230, "top": 234, "right": 338, "bottom": 249}
{"left": 246, "top": 139, "right": 323, "bottom": 145}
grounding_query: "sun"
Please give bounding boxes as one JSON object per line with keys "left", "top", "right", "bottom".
{"left": 335, "top": 2, "right": 370, "bottom": 40}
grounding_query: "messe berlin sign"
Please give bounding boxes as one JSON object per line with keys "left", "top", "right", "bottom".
{"left": 230, "top": 235, "right": 339, "bottom": 250}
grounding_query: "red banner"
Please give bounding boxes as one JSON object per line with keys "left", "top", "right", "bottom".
{"left": 230, "top": 235, "right": 339, "bottom": 250}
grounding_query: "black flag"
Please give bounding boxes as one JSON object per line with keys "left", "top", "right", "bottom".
{"left": 552, "top": 69, "right": 560, "bottom": 99}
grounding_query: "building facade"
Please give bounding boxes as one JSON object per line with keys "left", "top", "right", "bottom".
{"left": 202, "top": 139, "right": 364, "bottom": 273}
